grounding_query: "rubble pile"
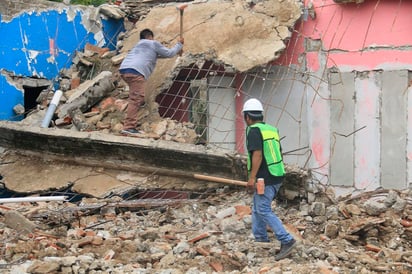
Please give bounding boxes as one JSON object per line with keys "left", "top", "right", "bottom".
{"left": 119, "top": 0, "right": 184, "bottom": 22}
{"left": 22, "top": 42, "right": 200, "bottom": 144}
{"left": 1, "top": 187, "right": 412, "bottom": 273}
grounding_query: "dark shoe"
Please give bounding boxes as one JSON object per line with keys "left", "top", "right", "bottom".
{"left": 255, "top": 238, "right": 270, "bottom": 243}
{"left": 275, "top": 239, "right": 296, "bottom": 260}
{"left": 120, "top": 128, "right": 141, "bottom": 135}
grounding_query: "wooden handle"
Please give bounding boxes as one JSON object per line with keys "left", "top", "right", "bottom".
{"left": 193, "top": 174, "right": 248, "bottom": 187}
{"left": 179, "top": 10, "right": 184, "bottom": 39}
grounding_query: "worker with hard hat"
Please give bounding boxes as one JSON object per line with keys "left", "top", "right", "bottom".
{"left": 242, "top": 98, "right": 296, "bottom": 260}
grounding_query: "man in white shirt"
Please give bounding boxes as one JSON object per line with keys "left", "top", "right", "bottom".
{"left": 119, "top": 28, "right": 184, "bottom": 135}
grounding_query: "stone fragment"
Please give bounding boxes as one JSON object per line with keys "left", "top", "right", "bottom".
{"left": 324, "top": 223, "right": 339, "bottom": 239}
{"left": 173, "top": 241, "right": 190, "bottom": 254}
{"left": 27, "top": 261, "right": 60, "bottom": 274}
{"left": 104, "top": 249, "right": 115, "bottom": 260}
{"left": 392, "top": 197, "right": 407, "bottom": 212}
{"left": 364, "top": 199, "right": 387, "bottom": 216}
{"left": 384, "top": 190, "right": 398, "bottom": 207}
{"left": 13, "top": 104, "right": 25, "bottom": 115}
{"left": 4, "top": 210, "right": 37, "bottom": 234}
{"left": 310, "top": 202, "right": 326, "bottom": 216}
{"left": 345, "top": 204, "right": 362, "bottom": 216}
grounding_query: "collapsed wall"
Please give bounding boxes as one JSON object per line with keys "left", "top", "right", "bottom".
{"left": 119, "top": 0, "right": 302, "bottom": 99}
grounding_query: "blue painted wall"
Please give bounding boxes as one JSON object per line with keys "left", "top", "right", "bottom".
{"left": 0, "top": 8, "right": 124, "bottom": 121}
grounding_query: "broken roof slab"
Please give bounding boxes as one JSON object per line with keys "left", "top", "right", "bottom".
{"left": 0, "top": 120, "right": 246, "bottom": 197}
{"left": 0, "top": 120, "right": 244, "bottom": 176}
{"left": 120, "top": 0, "right": 302, "bottom": 94}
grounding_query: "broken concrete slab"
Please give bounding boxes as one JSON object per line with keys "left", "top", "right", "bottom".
{"left": 0, "top": 120, "right": 244, "bottom": 179}
{"left": 0, "top": 150, "right": 235, "bottom": 198}
{"left": 0, "top": 153, "right": 92, "bottom": 193}
{"left": 58, "top": 71, "right": 116, "bottom": 119}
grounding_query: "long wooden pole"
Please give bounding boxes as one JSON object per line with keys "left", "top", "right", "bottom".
{"left": 193, "top": 174, "right": 248, "bottom": 187}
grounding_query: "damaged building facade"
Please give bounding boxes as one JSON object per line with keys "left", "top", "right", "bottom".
{"left": 0, "top": 0, "right": 412, "bottom": 197}
{"left": 276, "top": 0, "right": 412, "bottom": 196}
{"left": 126, "top": 0, "right": 412, "bottom": 196}
{"left": 0, "top": 0, "right": 123, "bottom": 120}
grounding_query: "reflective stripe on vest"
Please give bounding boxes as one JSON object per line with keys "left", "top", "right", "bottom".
{"left": 247, "top": 123, "right": 285, "bottom": 177}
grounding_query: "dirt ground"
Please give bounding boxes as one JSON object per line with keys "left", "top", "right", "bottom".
{"left": 1, "top": 151, "right": 412, "bottom": 274}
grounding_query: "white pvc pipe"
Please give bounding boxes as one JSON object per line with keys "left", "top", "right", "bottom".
{"left": 0, "top": 196, "right": 67, "bottom": 204}
{"left": 41, "top": 89, "right": 63, "bottom": 128}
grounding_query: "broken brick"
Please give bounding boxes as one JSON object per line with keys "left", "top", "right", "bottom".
{"left": 400, "top": 219, "right": 412, "bottom": 227}
{"left": 114, "top": 99, "right": 128, "bottom": 112}
{"left": 234, "top": 205, "right": 251, "bottom": 218}
{"left": 365, "top": 243, "right": 382, "bottom": 253}
{"left": 209, "top": 261, "right": 223, "bottom": 272}
{"left": 195, "top": 246, "right": 210, "bottom": 256}
{"left": 71, "top": 77, "right": 81, "bottom": 89}
{"left": 91, "top": 236, "right": 104, "bottom": 245}
{"left": 85, "top": 43, "right": 109, "bottom": 56}
{"left": 99, "top": 97, "right": 116, "bottom": 110}
{"left": 77, "top": 236, "right": 94, "bottom": 247}
{"left": 188, "top": 232, "right": 210, "bottom": 243}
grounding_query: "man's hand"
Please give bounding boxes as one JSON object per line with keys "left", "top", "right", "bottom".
{"left": 178, "top": 37, "right": 184, "bottom": 44}
{"left": 247, "top": 177, "right": 255, "bottom": 194}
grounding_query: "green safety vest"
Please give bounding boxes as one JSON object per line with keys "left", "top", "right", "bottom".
{"left": 247, "top": 123, "right": 285, "bottom": 177}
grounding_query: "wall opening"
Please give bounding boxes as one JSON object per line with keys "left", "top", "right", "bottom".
{"left": 23, "top": 85, "right": 49, "bottom": 117}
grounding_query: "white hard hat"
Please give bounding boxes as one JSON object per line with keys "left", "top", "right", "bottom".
{"left": 242, "top": 98, "right": 264, "bottom": 113}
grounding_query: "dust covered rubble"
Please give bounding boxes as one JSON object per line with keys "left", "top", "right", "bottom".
{"left": 1, "top": 187, "right": 412, "bottom": 273}
{"left": 21, "top": 42, "right": 200, "bottom": 144}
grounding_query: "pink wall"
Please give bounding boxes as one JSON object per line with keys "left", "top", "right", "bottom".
{"left": 276, "top": 0, "right": 412, "bottom": 70}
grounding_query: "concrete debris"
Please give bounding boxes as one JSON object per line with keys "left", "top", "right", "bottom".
{"left": 3, "top": 210, "right": 37, "bottom": 234}
{"left": 59, "top": 71, "right": 116, "bottom": 119}
{"left": 17, "top": 42, "right": 201, "bottom": 143}
{"left": 0, "top": 187, "right": 411, "bottom": 273}
{"left": 98, "top": 3, "right": 127, "bottom": 20}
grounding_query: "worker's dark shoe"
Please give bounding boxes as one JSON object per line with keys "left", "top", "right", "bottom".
{"left": 120, "top": 128, "right": 142, "bottom": 135}
{"left": 275, "top": 239, "right": 296, "bottom": 261}
{"left": 255, "top": 238, "right": 270, "bottom": 243}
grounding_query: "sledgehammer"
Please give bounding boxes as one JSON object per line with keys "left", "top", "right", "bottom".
{"left": 177, "top": 4, "right": 188, "bottom": 55}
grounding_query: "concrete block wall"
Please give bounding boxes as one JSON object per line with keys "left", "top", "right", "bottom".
{"left": 272, "top": 0, "right": 412, "bottom": 193}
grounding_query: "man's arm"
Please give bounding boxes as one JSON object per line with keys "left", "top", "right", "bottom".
{"left": 247, "top": 150, "right": 263, "bottom": 188}
{"left": 154, "top": 39, "right": 183, "bottom": 58}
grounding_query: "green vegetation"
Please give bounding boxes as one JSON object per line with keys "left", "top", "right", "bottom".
{"left": 49, "top": 0, "right": 108, "bottom": 7}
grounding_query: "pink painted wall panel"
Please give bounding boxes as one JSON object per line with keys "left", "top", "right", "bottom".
{"left": 276, "top": 0, "right": 412, "bottom": 69}
{"left": 307, "top": 1, "right": 412, "bottom": 51}
{"left": 326, "top": 50, "right": 412, "bottom": 70}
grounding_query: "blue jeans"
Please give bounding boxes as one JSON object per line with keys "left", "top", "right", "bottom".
{"left": 252, "top": 184, "right": 294, "bottom": 244}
